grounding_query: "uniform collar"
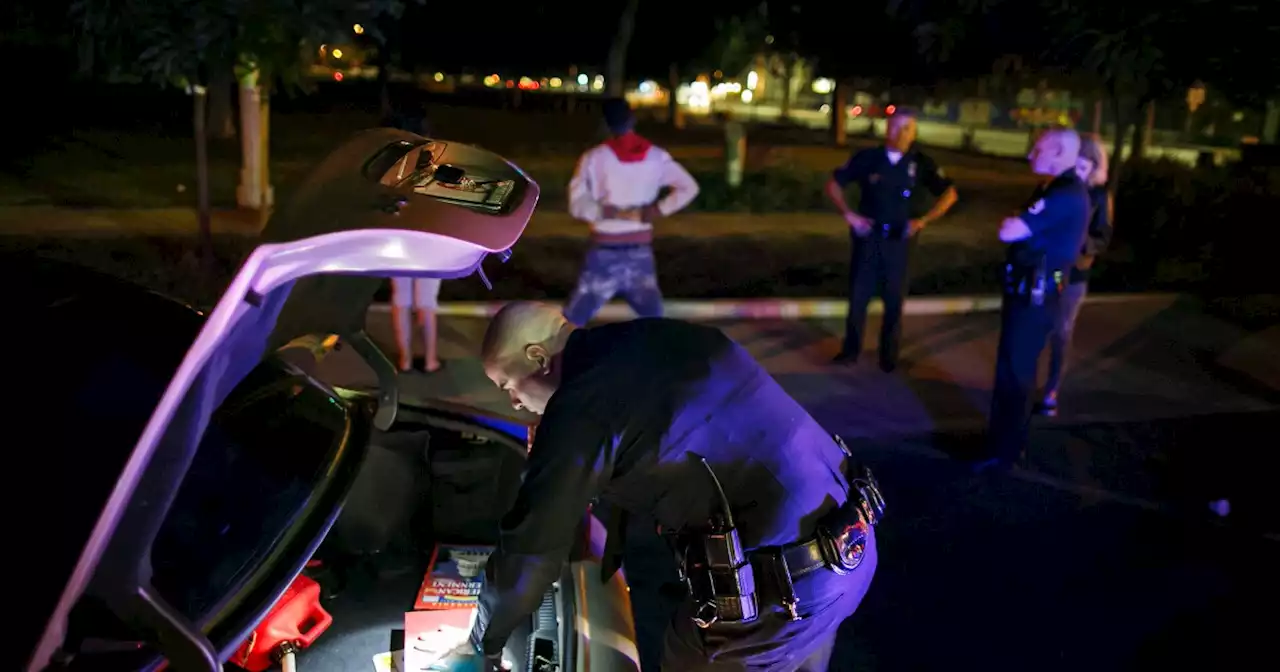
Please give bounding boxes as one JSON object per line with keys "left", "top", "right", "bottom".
{"left": 559, "top": 328, "right": 592, "bottom": 386}
{"left": 1047, "top": 168, "right": 1081, "bottom": 188}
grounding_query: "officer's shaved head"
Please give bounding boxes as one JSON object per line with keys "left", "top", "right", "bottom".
{"left": 482, "top": 301, "right": 566, "bottom": 362}
{"left": 886, "top": 110, "right": 918, "bottom": 152}
{"left": 481, "top": 301, "right": 575, "bottom": 415}
{"left": 1028, "top": 127, "right": 1081, "bottom": 177}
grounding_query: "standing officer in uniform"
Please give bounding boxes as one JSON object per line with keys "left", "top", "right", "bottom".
{"left": 431, "top": 302, "right": 884, "bottom": 671}
{"left": 825, "top": 110, "right": 959, "bottom": 371}
{"left": 978, "top": 128, "right": 1091, "bottom": 471}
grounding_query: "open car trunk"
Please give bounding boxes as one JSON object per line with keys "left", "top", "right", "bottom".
{"left": 23, "top": 129, "right": 562, "bottom": 672}
{"left": 285, "top": 350, "right": 639, "bottom": 672}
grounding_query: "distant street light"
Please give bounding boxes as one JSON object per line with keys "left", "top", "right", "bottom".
{"left": 353, "top": 24, "right": 364, "bottom": 35}
{"left": 332, "top": 48, "right": 343, "bottom": 59}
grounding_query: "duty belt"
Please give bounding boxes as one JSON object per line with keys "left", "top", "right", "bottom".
{"left": 1003, "top": 263, "right": 1066, "bottom": 305}
{"left": 871, "top": 220, "right": 909, "bottom": 240}
{"left": 679, "top": 438, "right": 885, "bottom": 626}
{"left": 746, "top": 465, "right": 883, "bottom": 622}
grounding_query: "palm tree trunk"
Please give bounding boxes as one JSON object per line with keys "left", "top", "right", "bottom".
{"left": 605, "top": 0, "right": 641, "bottom": 97}
{"left": 1129, "top": 99, "right": 1152, "bottom": 160}
{"left": 779, "top": 55, "right": 795, "bottom": 121}
{"left": 831, "top": 81, "right": 848, "bottom": 147}
{"left": 375, "top": 47, "right": 392, "bottom": 118}
{"left": 667, "top": 62, "right": 684, "bottom": 128}
{"left": 1107, "top": 93, "right": 1128, "bottom": 191}
{"left": 376, "top": 13, "right": 398, "bottom": 118}
{"left": 209, "top": 69, "right": 236, "bottom": 140}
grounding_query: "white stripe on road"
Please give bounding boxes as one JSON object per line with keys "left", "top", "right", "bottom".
{"left": 367, "top": 293, "right": 1177, "bottom": 320}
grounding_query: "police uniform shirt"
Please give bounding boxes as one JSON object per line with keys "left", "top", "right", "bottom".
{"left": 832, "top": 146, "right": 955, "bottom": 227}
{"left": 1008, "top": 170, "right": 1091, "bottom": 273}
{"left": 468, "top": 319, "right": 855, "bottom": 656}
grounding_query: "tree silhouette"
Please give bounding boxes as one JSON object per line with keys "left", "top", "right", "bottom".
{"left": 72, "top": 0, "right": 404, "bottom": 264}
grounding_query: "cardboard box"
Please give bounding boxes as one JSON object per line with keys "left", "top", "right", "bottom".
{"left": 371, "top": 649, "right": 403, "bottom": 672}
{"left": 415, "top": 544, "right": 494, "bottom": 610}
{"left": 403, "top": 609, "right": 475, "bottom": 671}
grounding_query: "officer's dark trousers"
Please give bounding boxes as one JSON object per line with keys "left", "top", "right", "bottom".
{"left": 987, "top": 291, "right": 1060, "bottom": 463}
{"left": 843, "top": 234, "right": 910, "bottom": 364}
{"left": 618, "top": 512, "right": 686, "bottom": 672}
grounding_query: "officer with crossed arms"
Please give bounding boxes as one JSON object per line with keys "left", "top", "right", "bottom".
{"left": 975, "top": 127, "right": 1090, "bottom": 471}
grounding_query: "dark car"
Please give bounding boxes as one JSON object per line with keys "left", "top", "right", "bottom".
{"left": 20, "top": 130, "right": 638, "bottom": 672}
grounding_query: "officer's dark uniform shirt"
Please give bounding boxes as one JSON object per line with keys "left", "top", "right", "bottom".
{"left": 1007, "top": 170, "right": 1091, "bottom": 273}
{"left": 832, "top": 147, "right": 954, "bottom": 228}
{"left": 469, "top": 319, "right": 855, "bottom": 656}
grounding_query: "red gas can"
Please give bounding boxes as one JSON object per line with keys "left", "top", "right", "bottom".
{"left": 231, "top": 574, "right": 333, "bottom": 671}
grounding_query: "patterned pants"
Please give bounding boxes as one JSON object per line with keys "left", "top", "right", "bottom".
{"left": 1044, "top": 281, "right": 1089, "bottom": 396}
{"left": 563, "top": 244, "right": 664, "bottom": 326}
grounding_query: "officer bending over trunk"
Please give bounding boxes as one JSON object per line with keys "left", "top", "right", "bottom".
{"left": 433, "top": 303, "right": 884, "bottom": 671}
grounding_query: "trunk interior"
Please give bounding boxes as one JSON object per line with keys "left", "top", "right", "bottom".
{"left": 274, "top": 407, "right": 569, "bottom": 672}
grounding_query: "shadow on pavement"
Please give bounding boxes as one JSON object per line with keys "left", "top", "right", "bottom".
{"left": 339, "top": 304, "right": 1280, "bottom": 670}
{"left": 827, "top": 418, "right": 1280, "bottom": 671}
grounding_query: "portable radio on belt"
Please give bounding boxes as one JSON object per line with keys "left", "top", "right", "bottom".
{"left": 682, "top": 456, "right": 759, "bottom": 629}
{"left": 1031, "top": 264, "right": 1046, "bottom": 305}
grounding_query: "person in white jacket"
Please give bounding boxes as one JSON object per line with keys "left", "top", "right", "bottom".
{"left": 563, "top": 98, "right": 700, "bottom": 326}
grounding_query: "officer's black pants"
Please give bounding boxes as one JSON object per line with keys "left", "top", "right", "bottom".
{"left": 843, "top": 234, "right": 910, "bottom": 364}
{"left": 618, "top": 511, "right": 686, "bottom": 671}
{"left": 987, "top": 291, "right": 1059, "bottom": 463}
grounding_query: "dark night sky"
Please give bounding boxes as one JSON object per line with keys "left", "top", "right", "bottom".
{"left": 396, "top": 0, "right": 744, "bottom": 76}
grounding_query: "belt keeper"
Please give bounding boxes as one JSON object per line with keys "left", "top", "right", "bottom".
{"left": 774, "top": 552, "right": 801, "bottom": 621}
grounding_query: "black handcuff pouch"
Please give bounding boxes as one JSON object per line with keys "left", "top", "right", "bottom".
{"left": 677, "top": 519, "right": 759, "bottom": 629}
{"left": 674, "top": 457, "right": 760, "bottom": 629}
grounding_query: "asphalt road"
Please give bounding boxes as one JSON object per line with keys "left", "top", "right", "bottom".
{"left": 310, "top": 295, "right": 1279, "bottom": 670}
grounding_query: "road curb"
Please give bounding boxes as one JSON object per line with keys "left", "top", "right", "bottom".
{"left": 367, "top": 293, "right": 1177, "bottom": 320}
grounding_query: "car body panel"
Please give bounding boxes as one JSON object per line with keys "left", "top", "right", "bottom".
{"left": 386, "top": 406, "right": 639, "bottom": 672}
{"left": 27, "top": 131, "right": 539, "bottom": 672}
{"left": 569, "top": 514, "right": 642, "bottom": 671}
